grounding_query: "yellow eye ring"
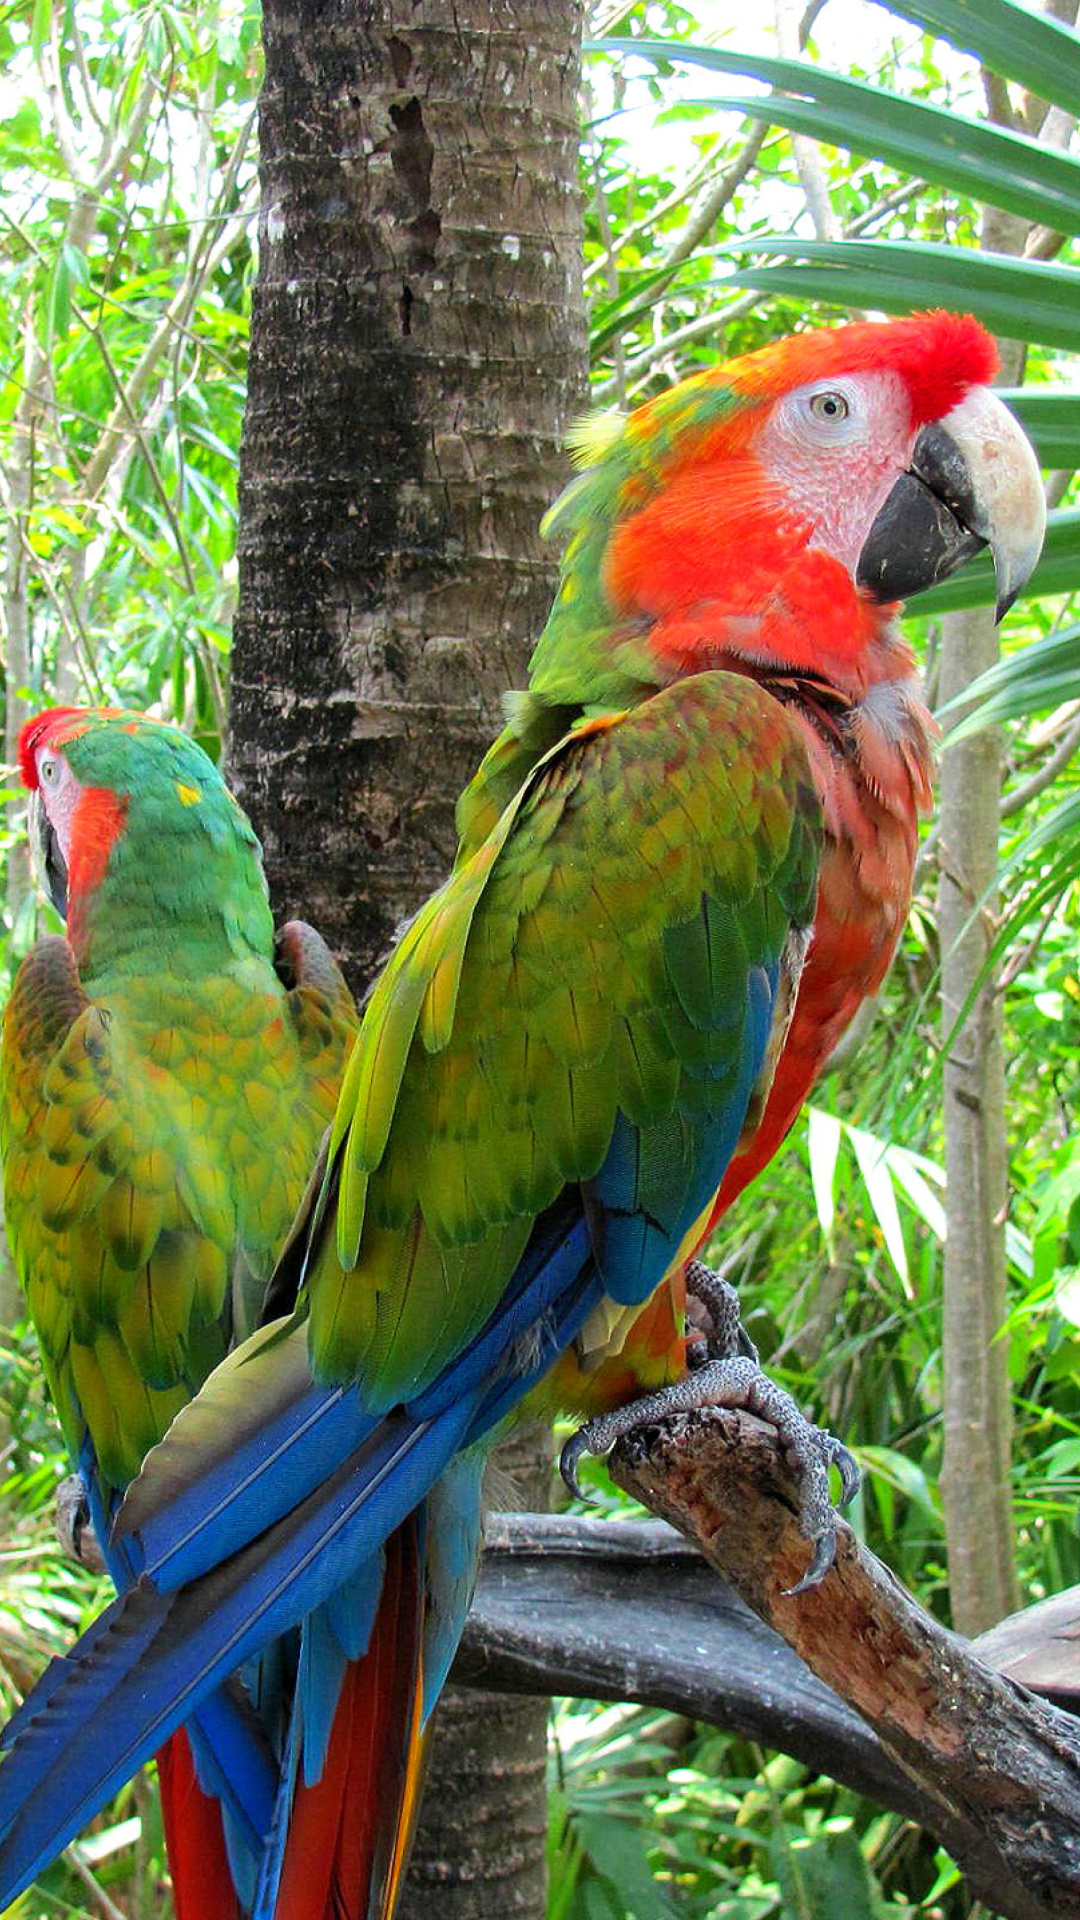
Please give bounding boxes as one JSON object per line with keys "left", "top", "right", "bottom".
{"left": 38, "top": 756, "right": 60, "bottom": 787}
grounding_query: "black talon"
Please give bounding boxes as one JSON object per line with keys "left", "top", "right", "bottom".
{"left": 832, "top": 1441, "right": 861, "bottom": 1507}
{"left": 784, "top": 1528, "right": 837, "bottom": 1596}
{"left": 559, "top": 1429, "right": 593, "bottom": 1500}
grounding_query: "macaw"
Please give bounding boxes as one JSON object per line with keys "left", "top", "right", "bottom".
{"left": 0, "top": 311, "right": 1044, "bottom": 1920}
{"left": 0, "top": 709, "right": 358, "bottom": 1914}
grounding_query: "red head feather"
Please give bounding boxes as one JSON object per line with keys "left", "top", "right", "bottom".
{"left": 726, "top": 309, "right": 998, "bottom": 429}
{"left": 17, "top": 707, "right": 125, "bottom": 789}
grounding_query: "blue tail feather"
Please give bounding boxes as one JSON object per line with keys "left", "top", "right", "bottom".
{"left": 0, "top": 1398, "right": 472, "bottom": 1907}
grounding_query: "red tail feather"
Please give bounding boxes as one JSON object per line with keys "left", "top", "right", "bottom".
{"left": 275, "top": 1516, "right": 426, "bottom": 1920}
{"left": 157, "top": 1727, "right": 241, "bottom": 1920}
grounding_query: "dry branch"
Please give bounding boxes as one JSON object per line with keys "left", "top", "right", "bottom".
{"left": 605, "top": 1408, "right": 1080, "bottom": 1920}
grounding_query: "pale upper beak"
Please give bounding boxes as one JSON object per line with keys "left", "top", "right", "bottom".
{"left": 856, "top": 384, "right": 1046, "bottom": 621}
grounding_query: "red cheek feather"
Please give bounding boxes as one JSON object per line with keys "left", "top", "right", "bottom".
{"left": 608, "top": 472, "right": 880, "bottom": 684}
{"left": 17, "top": 709, "right": 96, "bottom": 789}
{"left": 605, "top": 461, "right": 807, "bottom": 616}
{"left": 68, "top": 787, "right": 129, "bottom": 902}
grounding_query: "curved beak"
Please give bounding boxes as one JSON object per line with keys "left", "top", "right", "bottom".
{"left": 29, "top": 791, "right": 69, "bottom": 920}
{"left": 856, "top": 385, "right": 1046, "bottom": 622}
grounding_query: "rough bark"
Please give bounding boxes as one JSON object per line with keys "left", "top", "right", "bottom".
{"left": 609, "top": 1410, "right": 1080, "bottom": 1920}
{"left": 229, "top": 3, "right": 587, "bottom": 1912}
{"left": 230, "top": 0, "right": 586, "bottom": 989}
{"left": 456, "top": 1514, "right": 1080, "bottom": 1807}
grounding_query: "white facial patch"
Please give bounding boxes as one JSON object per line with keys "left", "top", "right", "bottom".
{"left": 35, "top": 748, "right": 82, "bottom": 864}
{"left": 756, "top": 369, "right": 916, "bottom": 574}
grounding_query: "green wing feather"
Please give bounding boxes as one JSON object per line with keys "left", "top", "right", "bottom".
{"left": 1, "top": 931, "right": 357, "bottom": 1490}
{"left": 307, "top": 670, "right": 821, "bottom": 1406}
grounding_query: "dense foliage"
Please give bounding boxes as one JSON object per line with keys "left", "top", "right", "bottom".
{"left": 1, "top": 0, "right": 1079, "bottom": 1914}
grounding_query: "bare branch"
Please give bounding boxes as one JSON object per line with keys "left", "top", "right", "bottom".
{"left": 1000, "top": 710, "right": 1080, "bottom": 820}
{"left": 610, "top": 1409, "right": 1080, "bottom": 1920}
{"left": 775, "top": 0, "right": 840, "bottom": 242}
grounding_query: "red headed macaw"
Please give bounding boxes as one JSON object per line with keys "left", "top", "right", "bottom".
{"left": 0, "top": 312, "right": 1044, "bottom": 1919}
{"left": 0, "top": 709, "right": 357, "bottom": 1915}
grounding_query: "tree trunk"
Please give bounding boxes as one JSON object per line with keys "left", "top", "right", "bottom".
{"left": 936, "top": 210, "right": 1030, "bottom": 1635}
{"left": 230, "top": 0, "right": 586, "bottom": 986}
{"left": 937, "top": 603, "right": 1018, "bottom": 1635}
{"left": 229, "top": 2, "right": 587, "bottom": 1912}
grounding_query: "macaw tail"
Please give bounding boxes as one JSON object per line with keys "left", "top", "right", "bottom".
{"left": 157, "top": 1727, "right": 242, "bottom": 1920}
{"left": 272, "top": 1518, "right": 427, "bottom": 1920}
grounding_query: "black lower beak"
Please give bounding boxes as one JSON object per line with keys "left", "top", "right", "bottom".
{"left": 45, "top": 826, "right": 68, "bottom": 920}
{"left": 856, "top": 422, "right": 986, "bottom": 606}
{"left": 32, "top": 797, "right": 68, "bottom": 920}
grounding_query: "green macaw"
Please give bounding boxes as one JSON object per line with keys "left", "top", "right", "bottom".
{"left": 0, "top": 311, "right": 1046, "bottom": 1920}
{"left": 0, "top": 706, "right": 357, "bottom": 1915}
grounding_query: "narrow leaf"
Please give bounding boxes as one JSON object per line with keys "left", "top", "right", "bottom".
{"left": 597, "top": 40, "right": 1080, "bottom": 233}
{"left": 807, "top": 1106, "right": 842, "bottom": 1254}
{"left": 847, "top": 1122, "right": 911, "bottom": 1293}
{"left": 884, "top": 0, "right": 1080, "bottom": 122}
{"left": 1000, "top": 389, "right": 1080, "bottom": 471}
{"left": 725, "top": 237, "right": 1080, "bottom": 355}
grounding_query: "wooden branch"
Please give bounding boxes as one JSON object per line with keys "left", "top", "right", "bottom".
{"left": 456, "top": 1513, "right": 951, "bottom": 1832}
{"left": 605, "top": 1408, "right": 1080, "bottom": 1920}
{"left": 62, "top": 1454, "right": 1080, "bottom": 1916}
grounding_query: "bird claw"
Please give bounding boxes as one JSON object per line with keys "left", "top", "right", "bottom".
{"left": 558, "top": 1427, "right": 596, "bottom": 1502}
{"left": 56, "top": 1473, "right": 106, "bottom": 1574}
{"left": 560, "top": 1262, "right": 859, "bottom": 1593}
{"left": 684, "top": 1258, "right": 759, "bottom": 1366}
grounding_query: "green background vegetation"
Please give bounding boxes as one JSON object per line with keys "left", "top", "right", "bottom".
{"left": 2, "top": 0, "right": 1080, "bottom": 1913}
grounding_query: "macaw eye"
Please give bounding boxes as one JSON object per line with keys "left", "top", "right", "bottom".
{"left": 38, "top": 756, "right": 60, "bottom": 787}
{"left": 809, "top": 391, "right": 850, "bottom": 423}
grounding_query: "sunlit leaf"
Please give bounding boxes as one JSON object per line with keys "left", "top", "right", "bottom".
{"left": 884, "top": 0, "right": 1080, "bottom": 120}
{"left": 599, "top": 40, "right": 1080, "bottom": 232}
{"left": 847, "top": 1122, "right": 911, "bottom": 1293}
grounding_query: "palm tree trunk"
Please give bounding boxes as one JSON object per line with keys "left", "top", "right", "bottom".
{"left": 228, "top": 2, "right": 587, "bottom": 1911}
{"left": 230, "top": 0, "right": 586, "bottom": 984}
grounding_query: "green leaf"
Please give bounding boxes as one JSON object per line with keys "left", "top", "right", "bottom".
{"left": 724, "top": 237, "right": 1080, "bottom": 354}
{"left": 885, "top": 1147, "right": 947, "bottom": 1242}
{"left": 847, "top": 1122, "right": 911, "bottom": 1292}
{"left": 575, "top": 1813, "right": 674, "bottom": 1920}
{"left": 45, "top": 242, "right": 88, "bottom": 347}
{"left": 807, "top": 1106, "right": 842, "bottom": 1255}
{"left": 885, "top": 0, "right": 1080, "bottom": 122}
{"left": 1000, "top": 389, "right": 1080, "bottom": 471}
{"left": 29, "top": 0, "right": 51, "bottom": 57}
{"left": 940, "top": 622, "right": 1080, "bottom": 738}
{"left": 599, "top": 40, "right": 1080, "bottom": 234}
{"left": 768, "top": 1826, "right": 883, "bottom": 1920}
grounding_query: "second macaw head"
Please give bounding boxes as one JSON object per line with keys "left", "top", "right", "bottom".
{"left": 533, "top": 310, "right": 1045, "bottom": 702}
{"left": 17, "top": 706, "right": 270, "bottom": 973}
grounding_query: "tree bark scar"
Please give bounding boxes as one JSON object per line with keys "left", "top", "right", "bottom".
{"left": 388, "top": 95, "right": 441, "bottom": 274}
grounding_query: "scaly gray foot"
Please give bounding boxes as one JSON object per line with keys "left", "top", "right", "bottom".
{"left": 561, "top": 1265, "right": 859, "bottom": 1593}
{"left": 684, "top": 1257, "right": 759, "bottom": 1366}
{"left": 56, "top": 1473, "right": 105, "bottom": 1573}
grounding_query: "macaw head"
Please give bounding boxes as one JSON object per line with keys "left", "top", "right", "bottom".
{"left": 17, "top": 706, "right": 269, "bottom": 971}
{"left": 533, "top": 310, "right": 1045, "bottom": 702}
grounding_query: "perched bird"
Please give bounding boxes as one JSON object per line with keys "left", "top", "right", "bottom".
{"left": 0, "top": 709, "right": 357, "bottom": 1915}
{"left": 0, "top": 312, "right": 1044, "bottom": 1919}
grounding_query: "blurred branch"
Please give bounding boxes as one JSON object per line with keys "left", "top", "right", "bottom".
{"left": 62, "top": 1843, "right": 128, "bottom": 1920}
{"left": 775, "top": 0, "right": 840, "bottom": 242}
{"left": 589, "top": 0, "right": 827, "bottom": 386}
{"left": 1000, "top": 709, "right": 1080, "bottom": 820}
